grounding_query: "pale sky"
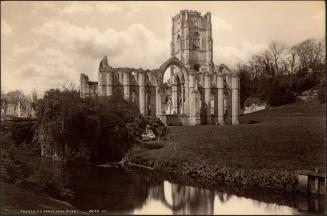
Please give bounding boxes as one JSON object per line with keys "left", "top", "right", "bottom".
{"left": 1, "top": 1, "right": 325, "bottom": 95}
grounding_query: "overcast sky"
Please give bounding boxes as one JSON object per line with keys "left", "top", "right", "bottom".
{"left": 1, "top": 1, "right": 325, "bottom": 95}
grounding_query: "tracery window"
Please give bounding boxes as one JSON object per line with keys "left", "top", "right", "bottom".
{"left": 193, "top": 32, "right": 200, "bottom": 49}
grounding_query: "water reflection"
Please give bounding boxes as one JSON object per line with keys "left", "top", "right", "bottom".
{"left": 145, "top": 181, "right": 215, "bottom": 214}
{"left": 137, "top": 181, "right": 299, "bottom": 215}
{"left": 67, "top": 166, "right": 148, "bottom": 213}
{"left": 213, "top": 192, "right": 297, "bottom": 215}
{"left": 42, "top": 162, "right": 324, "bottom": 215}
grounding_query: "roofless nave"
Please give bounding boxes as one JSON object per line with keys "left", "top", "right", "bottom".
{"left": 80, "top": 9, "right": 240, "bottom": 126}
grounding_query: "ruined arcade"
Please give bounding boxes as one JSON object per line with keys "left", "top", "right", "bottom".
{"left": 80, "top": 10, "right": 240, "bottom": 125}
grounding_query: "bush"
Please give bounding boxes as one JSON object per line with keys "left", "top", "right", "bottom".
{"left": 268, "top": 83, "right": 295, "bottom": 106}
{"left": 1, "top": 123, "right": 66, "bottom": 198}
{"left": 293, "top": 68, "right": 322, "bottom": 95}
{"left": 146, "top": 117, "right": 169, "bottom": 139}
{"left": 35, "top": 88, "right": 148, "bottom": 163}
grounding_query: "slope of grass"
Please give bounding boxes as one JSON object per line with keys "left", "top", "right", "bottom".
{"left": 1, "top": 182, "right": 77, "bottom": 213}
{"left": 128, "top": 103, "right": 325, "bottom": 173}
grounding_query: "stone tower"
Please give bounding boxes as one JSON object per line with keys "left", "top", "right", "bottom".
{"left": 171, "top": 10, "right": 213, "bottom": 74}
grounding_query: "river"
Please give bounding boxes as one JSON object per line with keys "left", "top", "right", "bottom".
{"left": 48, "top": 163, "right": 324, "bottom": 215}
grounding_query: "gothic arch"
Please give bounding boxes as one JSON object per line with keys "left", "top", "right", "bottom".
{"left": 218, "top": 64, "right": 233, "bottom": 74}
{"left": 193, "top": 64, "right": 200, "bottom": 72}
{"left": 181, "top": 74, "right": 185, "bottom": 83}
{"left": 158, "top": 57, "right": 189, "bottom": 86}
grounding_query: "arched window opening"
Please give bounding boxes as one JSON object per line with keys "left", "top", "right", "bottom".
{"left": 195, "top": 20, "right": 199, "bottom": 28}
{"left": 181, "top": 75, "right": 185, "bottom": 113}
{"left": 193, "top": 32, "right": 200, "bottom": 49}
{"left": 175, "top": 76, "right": 181, "bottom": 115}
{"left": 176, "top": 35, "right": 181, "bottom": 52}
{"left": 131, "top": 91, "right": 137, "bottom": 103}
{"left": 194, "top": 64, "right": 200, "bottom": 72}
{"left": 223, "top": 92, "right": 228, "bottom": 116}
{"left": 163, "top": 66, "right": 173, "bottom": 115}
{"left": 211, "top": 94, "right": 215, "bottom": 115}
{"left": 166, "top": 95, "right": 172, "bottom": 115}
{"left": 146, "top": 91, "right": 151, "bottom": 116}
{"left": 161, "top": 62, "right": 186, "bottom": 116}
{"left": 131, "top": 71, "right": 137, "bottom": 81}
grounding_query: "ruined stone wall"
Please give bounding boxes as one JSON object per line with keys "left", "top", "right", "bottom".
{"left": 80, "top": 73, "right": 98, "bottom": 98}
{"left": 79, "top": 58, "right": 239, "bottom": 126}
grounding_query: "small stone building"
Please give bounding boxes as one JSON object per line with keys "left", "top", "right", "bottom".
{"left": 80, "top": 10, "right": 240, "bottom": 126}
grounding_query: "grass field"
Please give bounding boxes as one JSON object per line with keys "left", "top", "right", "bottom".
{"left": 128, "top": 103, "right": 325, "bottom": 174}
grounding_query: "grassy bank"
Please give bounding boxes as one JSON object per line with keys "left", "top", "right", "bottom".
{"left": 1, "top": 182, "right": 78, "bottom": 213}
{"left": 126, "top": 103, "right": 325, "bottom": 190}
{"left": 1, "top": 119, "right": 77, "bottom": 212}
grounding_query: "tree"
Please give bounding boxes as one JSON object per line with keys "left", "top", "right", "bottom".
{"left": 238, "top": 65, "right": 253, "bottom": 109}
{"left": 35, "top": 88, "right": 149, "bottom": 163}
{"left": 239, "top": 37, "right": 325, "bottom": 106}
{"left": 268, "top": 41, "right": 286, "bottom": 76}
{"left": 31, "top": 89, "right": 38, "bottom": 103}
{"left": 294, "top": 38, "right": 322, "bottom": 70}
{"left": 281, "top": 46, "right": 298, "bottom": 91}
{"left": 292, "top": 38, "right": 325, "bottom": 93}
{"left": 4, "top": 90, "right": 27, "bottom": 104}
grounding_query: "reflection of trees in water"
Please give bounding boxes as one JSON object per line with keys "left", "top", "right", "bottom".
{"left": 36, "top": 161, "right": 325, "bottom": 214}
{"left": 264, "top": 203, "right": 280, "bottom": 213}
{"left": 216, "top": 191, "right": 232, "bottom": 203}
{"left": 41, "top": 161, "right": 149, "bottom": 213}
{"left": 70, "top": 167, "right": 148, "bottom": 212}
{"left": 149, "top": 181, "right": 215, "bottom": 214}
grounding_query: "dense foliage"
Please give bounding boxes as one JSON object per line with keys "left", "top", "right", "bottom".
{"left": 146, "top": 117, "right": 169, "bottom": 139}
{"left": 238, "top": 38, "right": 325, "bottom": 107}
{"left": 36, "top": 88, "right": 149, "bottom": 163}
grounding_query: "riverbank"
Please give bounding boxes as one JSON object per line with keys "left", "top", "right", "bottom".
{"left": 125, "top": 103, "right": 326, "bottom": 191}
{"left": 1, "top": 119, "right": 80, "bottom": 213}
{"left": 1, "top": 182, "right": 78, "bottom": 213}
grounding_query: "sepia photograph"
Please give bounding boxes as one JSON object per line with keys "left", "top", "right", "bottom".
{"left": 1, "top": 1, "right": 326, "bottom": 215}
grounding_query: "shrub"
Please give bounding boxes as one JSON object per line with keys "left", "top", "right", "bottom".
{"left": 1, "top": 123, "right": 66, "bottom": 198}
{"left": 268, "top": 82, "right": 295, "bottom": 106}
{"left": 293, "top": 68, "right": 322, "bottom": 95}
{"left": 146, "top": 117, "right": 169, "bottom": 139}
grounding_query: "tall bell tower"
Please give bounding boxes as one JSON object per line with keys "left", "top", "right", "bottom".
{"left": 171, "top": 10, "right": 213, "bottom": 74}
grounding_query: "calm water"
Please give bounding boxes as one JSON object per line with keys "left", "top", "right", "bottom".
{"left": 50, "top": 163, "right": 324, "bottom": 215}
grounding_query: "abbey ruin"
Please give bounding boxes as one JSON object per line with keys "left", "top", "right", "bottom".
{"left": 80, "top": 10, "right": 240, "bottom": 125}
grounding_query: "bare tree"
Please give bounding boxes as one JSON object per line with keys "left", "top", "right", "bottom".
{"left": 294, "top": 38, "right": 317, "bottom": 70}
{"left": 314, "top": 38, "right": 325, "bottom": 68}
{"left": 31, "top": 89, "right": 38, "bottom": 103}
{"left": 240, "top": 37, "right": 324, "bottom": 105}
{"left": 268, "top": 41, "right": 286, "bottom": 76}
{"left": 281, "top": 46, "right": 298, "bottom": 90}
